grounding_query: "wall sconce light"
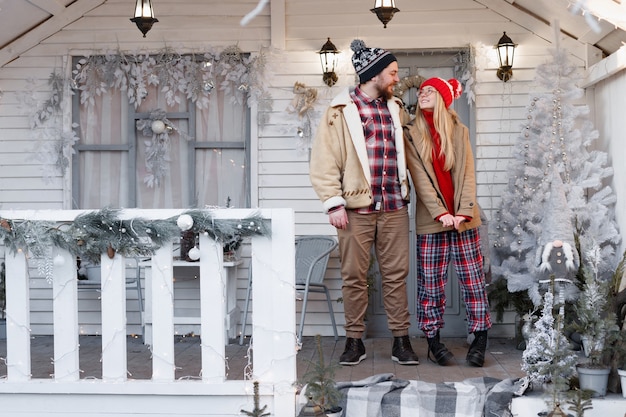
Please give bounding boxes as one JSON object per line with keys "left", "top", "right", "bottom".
{"left": 318, "top": 38, "right": 340, "bottom": 87}
{"left": 131, "top": 0, "right": 159, "bottom": 37}
{"left": 371, "top": 0, "right": 400, "bottom": 28}
{"left": 496, "top": 32, "right": 516, "bottom": 82}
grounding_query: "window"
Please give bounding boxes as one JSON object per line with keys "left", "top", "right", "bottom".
{"left": 71, "top": 55, "right": 250, "bottom": 209}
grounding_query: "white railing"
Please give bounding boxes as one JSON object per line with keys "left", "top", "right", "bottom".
{"left": 0, "top": 208, "right": 296, "bottom": 417}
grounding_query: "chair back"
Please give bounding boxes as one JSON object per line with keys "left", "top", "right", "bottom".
{"left": 295, "top": 236, "right": 337, "bottom": 286}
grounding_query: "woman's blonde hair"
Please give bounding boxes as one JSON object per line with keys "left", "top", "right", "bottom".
{"left": 413, "top": 93, "right": 460, "bottom": 171}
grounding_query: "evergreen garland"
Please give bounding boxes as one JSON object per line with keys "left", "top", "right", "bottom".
{"left": 0, "top": 208, "right": 270, "bottom": 270}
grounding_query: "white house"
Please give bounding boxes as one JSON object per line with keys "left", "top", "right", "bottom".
{"left": 0, "top": 1, "right": 625, "bottom": 415}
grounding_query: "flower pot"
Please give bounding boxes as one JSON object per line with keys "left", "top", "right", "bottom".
{"left": 324, "top": 406, "right": 342, "bottom": 417}
{"left": 577, "top": 364, "right": 610, "bottom": 397}
{"left": 618, "top": 368, "right": 626, "bottom": 399}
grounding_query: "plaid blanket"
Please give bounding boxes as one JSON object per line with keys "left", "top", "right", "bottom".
{"left": 334, "top": 374, "right": 529, "bottom": 417}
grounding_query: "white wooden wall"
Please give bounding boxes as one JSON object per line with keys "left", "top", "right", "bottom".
{"left": 0, "top": 0, "right": 619, "bottom": 338}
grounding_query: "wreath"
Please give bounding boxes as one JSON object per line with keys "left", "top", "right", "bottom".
{"left": 393, "top": 74, "right": 425, "bottom": 115}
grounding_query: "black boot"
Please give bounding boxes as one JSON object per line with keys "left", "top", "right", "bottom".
{"left": 426, "top": 332, "right": 454, "bottom": 366}
{"left": 339, "top": 337, "right": 366, "bottom": 366}
{"left": 466, "top": 330, "right": 488, "bottom": 367}
{"left": 391, "top": 335, "right": 419, "bottom": 365}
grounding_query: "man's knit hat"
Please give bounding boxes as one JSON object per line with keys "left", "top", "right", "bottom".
{"left": 350, "top": 39, "right": 397, "bottom": 84}
{"left": 420, "top": 77, "right": 462, "bottom": 108}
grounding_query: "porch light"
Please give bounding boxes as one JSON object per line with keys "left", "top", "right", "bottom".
{"left": 318, "top": 38, "right": 340, "bottom": 87}
{"left": 371, "top": 0, "right": 400, "bottom": 28}
{"left": 496, "top": 32, "right": 516, "bottom": 82}
{"left": 131, "top": 0, "right": 159, "bottom": 38}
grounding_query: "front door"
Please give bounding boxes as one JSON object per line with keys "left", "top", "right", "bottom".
{"left": 366, "top": 50, "right": 474, "bottom": 338}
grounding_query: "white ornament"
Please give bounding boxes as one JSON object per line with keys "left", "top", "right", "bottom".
{"left": 177, "top": 214, "right": 194, "bottom": 231}
{"left": 53, "top": 254, "right": 65, "bottom": 266}
{"left": 188, "top": 247, "right": 201, "bottom": 261}
{"left": 151, "top": 120, "right": 166, "bottom": 134}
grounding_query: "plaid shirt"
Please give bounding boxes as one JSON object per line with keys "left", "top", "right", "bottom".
{"left": 350, "top": 86, "right": 405, "bottom": 214}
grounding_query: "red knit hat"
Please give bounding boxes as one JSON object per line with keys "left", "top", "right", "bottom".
{"left": 420, "top": 77, "right": 462, "bottom": 108}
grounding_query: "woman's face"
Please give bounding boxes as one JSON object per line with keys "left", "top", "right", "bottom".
{"left": 417, "top": 86, "right": 437, "bottom": 110}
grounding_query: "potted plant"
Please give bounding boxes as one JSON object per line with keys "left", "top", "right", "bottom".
{"left": 570, "top": 250, "right": 620, "bottom": 398}
{"left": 300, "top": 335, "right": 343, "bottom": 417}
{"left": 606, "top": 250, "right": 626, "bottom": 396}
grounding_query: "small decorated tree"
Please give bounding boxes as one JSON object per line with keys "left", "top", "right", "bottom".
{"left": 522, "top": 290, "right": 578, "bottom": 411}
{"left": 301, "top": 335, "right": 343, "bottom": 414}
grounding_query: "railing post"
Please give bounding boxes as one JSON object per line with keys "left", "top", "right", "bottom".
{"left": 199, "top": 233, "right": 226, "bottom": 382}
{"left": 150, "top": 243, "right": 175, "bottom": 381}
{"left": 4, "top": 248, "right": 32, "bottom": 382}
{"left": 250, "top": 208, "right": 296, "bottom": 417}
{"left": 100, "top": 253, "right": 128, "bottom": 382}
{"left": 52, "top": 248, "right": 80, "bottom": 381}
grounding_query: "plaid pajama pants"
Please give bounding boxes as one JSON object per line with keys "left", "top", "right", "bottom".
{"left": 415, "top": 227, "right": 492, "bottom": 338}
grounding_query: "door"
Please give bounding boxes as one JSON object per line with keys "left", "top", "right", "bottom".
{"left": 367, "top": 50, "right": 473, "bottom": 338}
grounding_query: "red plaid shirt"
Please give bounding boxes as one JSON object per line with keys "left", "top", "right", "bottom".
{"left": 350, "top": 87, "right": 405, "bottom": 214}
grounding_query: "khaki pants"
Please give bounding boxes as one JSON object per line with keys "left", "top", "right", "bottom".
{"left": 337, "top": 207, "right": 411, "bottom": 338}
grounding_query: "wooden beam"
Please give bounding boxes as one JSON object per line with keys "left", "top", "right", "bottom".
{"left": 573, "top": 0, "right": 626, "bottom": 33}
{"left": 27, "top": 0, "right": 66, "bottom": 15}
{"left": 0, "top": 0, "right": 105, "bottom": 68}
{"left": 474, "top": 0, "right": 596, "bottom": 62}
{"left": 581, "top": 44, "right": 626, "bottom": 87}
{"left": 270, "top": 0, "right": 285, "bottom": 50}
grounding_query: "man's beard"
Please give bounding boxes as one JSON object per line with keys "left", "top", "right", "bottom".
{"left": 378, "top": 81, "right": 395, "bottom": 101}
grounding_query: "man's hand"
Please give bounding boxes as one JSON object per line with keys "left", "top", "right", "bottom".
{"left": 329, "top": 207, "right": 348, "bottom": 230}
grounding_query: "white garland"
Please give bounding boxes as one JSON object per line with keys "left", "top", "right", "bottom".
{"left": 72, "top": 46, "right": 272, "bottom": 114}
{"left": 136, "top": 109, "right": 192, "bottom": 187}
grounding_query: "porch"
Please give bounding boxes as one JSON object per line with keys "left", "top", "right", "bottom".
{"left": 0, "top": 208, "right": 624, "bottom": 416}
{"left": 1, "top": 335, "right": 625, "bottom": 416}
{"left": 0, "top": 335, "right": 527, "bottom": 382}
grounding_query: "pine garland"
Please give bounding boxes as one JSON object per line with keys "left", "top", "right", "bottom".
{"left": 0, "top": 208, "right": 270, "bottom": 268}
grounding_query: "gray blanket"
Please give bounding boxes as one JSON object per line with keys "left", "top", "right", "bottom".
{"left": 334, "top": 373, "right": 529, "bottom": 417}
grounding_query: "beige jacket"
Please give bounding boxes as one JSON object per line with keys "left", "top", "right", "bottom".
{"left": 403, "top": 119, "right": 481, "bottom": 234}
{"left": 309, "top": 87, "right": 410, "bottom": 213}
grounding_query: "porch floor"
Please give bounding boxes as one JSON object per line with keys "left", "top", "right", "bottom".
{"left": 0, "top": 335, "right": 526, "bottom": 382}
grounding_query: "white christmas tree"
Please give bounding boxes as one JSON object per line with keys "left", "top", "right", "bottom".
{"left": 490, "top": 25, "right": 621, "bottom": 304}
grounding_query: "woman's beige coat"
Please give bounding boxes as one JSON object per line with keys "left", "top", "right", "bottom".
{"left": 403, "top": 119, "right": 481, "bottom": 235}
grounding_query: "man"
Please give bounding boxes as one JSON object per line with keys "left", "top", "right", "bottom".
{"left": 309, "top": 39, "right": 418, "bottom": 366}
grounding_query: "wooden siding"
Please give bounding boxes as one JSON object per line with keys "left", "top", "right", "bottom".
{"left": 0, "top": 0, "right": 619, "bottom": 341}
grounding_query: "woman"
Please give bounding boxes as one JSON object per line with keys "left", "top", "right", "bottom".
{"left": 403, "top": 77, "right": 492, "bottom": 367}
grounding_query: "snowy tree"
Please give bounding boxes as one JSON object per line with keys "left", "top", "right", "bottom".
{"left": 522, "top": 291, "right": 577, "bottom": 403}
{"left": 490, "top": 31, "right": 621, "bottom": 305}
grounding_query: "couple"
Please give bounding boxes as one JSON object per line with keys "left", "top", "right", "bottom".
{"left": 309, "top": 40, "right": 491, "bottom": 368}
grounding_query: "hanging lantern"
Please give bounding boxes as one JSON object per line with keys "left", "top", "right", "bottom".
{"left": 130, "top": 0, "right": 159, "bottom": 38}
{"left": 371, "top": 0, "right": 400, "bottom": 28}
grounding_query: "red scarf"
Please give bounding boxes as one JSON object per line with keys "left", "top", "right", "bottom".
{"left": 423, "top": 111, "right": 455, "bottom": 215}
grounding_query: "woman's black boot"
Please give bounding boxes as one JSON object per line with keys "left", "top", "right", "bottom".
{"left": 466, "top": 330, "right": 488, "bottom": 367}
{"left": 426, "top": 331, "right": 454, "bottom": 366}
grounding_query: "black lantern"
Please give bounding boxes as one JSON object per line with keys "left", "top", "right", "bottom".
{"left": 131, "top": 0, "right": 159, "bottom": 38}
{"left": 318, "top": 38, "right": 340, "bottom": 87}
{"left": 371, "top": 0, "right": 400, "bottom": 28}
{"left": 496, "top": 32, "right": 516, "bottom": 82}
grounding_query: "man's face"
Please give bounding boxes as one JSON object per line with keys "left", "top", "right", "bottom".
{"left": 374, "top": 61, "right": 400, "bottom": 100}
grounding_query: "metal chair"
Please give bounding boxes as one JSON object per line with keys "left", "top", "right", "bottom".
{"left": 239, "top": 235, "right": 338, "bottom": 345}
{"left": 295, "top": 235, "right": 338, "bottom": 343}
